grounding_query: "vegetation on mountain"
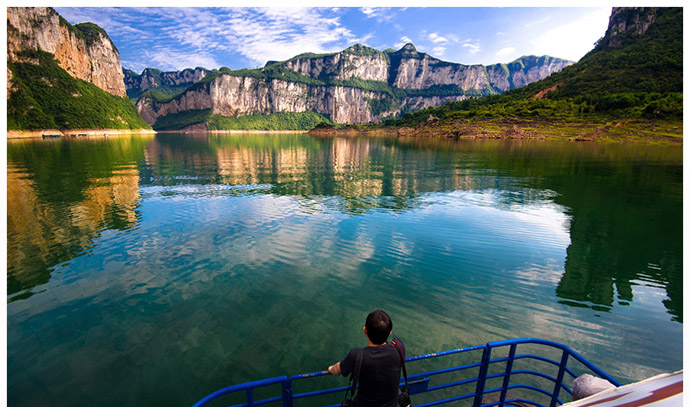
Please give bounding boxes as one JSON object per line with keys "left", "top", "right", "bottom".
{"left": 7, "top": 50, "right": 150, "bottom": 130}
{"left": 133, "top": 43, "right": 571, "bottom": 131}
{"left": 58, "top": 14, "right": 118, "bottom": 53}
{"left": 381, "top": 7, "right": 682, "bottom": 134}
{"left": 207, "top": 111, "right": 333, "bottom": 131}
{"left": 151, "top": 109, "right": 333, "bottom": 131}
{"left": 124, "top": 67, "right": 211, "bottom": 101}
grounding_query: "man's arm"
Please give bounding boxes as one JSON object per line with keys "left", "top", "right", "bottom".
{"left": 328, "top": 362, "right": 342, "bottom": 376}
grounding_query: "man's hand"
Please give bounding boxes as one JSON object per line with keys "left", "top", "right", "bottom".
{"left": 328, "top": 362, "right": 341, "bottom": 376}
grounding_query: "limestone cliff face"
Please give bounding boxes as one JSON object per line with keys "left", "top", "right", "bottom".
{"left": 402, "top": 95, "right": 469, "bottom": 112}
{"left": 282, "top": 44, "right": 390, "bottom": 82}
{"left": 280, "top": 43, "right": 572, "bottom": 94}
{"left": 7, "top": 7, "right": 126, "bottom": 97}
{"left": 137, "top": 43, "right": 572, "bottom": 126}
{"left": 388, "top": 44, "right": 487, "bottom": 91}
{"left": 604, "top": 7, "right": 658, "bottom": 47}
{"left": 139, "top": 76, "right": 385, "bottom": 125}
{"left": 486, "top": 56, "right": 573, "bottom": 91}
{"left": 123, "top": 67, "right": 209, "bottom": 99}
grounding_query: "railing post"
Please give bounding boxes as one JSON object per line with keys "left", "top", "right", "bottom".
{"left": 283, "top": 378, "right": 290, "bottom": 407}
{"left": 499, "top": 343, "right": 517, "bottom": 406}
{"left": 473, "top": 345, "right": 491, "bottom": 407}
{"left": 550, "top": 350, "right": 569, "bottom": 407}
{"left": 246, "top": 388, "right": 255, "bottom": 407}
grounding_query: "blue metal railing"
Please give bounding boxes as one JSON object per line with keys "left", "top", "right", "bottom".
{"left": 192, "top": 338, "right": 621, "bottom": 407}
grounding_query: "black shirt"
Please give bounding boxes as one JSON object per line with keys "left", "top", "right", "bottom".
{"left": 340, "top": 339, "right": 405, "bottom": 407}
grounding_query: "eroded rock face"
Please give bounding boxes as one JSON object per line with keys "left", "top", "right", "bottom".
{"left": 282, "top": 45, "right": 390, "bottom": 82}
{"left": 605, "top": 7, "right": 658, "bottom": 47}
{"left": 136, "top": 43, "right": 573, "bottom": 126}
{"left": 7, "top": 7, "right": 126, "bottom": 97}
{"left": 138, "top": 76, "right": 386, "bottom": 125}
{"left": 123, "top": 67, "right": 209, "bottom": 96}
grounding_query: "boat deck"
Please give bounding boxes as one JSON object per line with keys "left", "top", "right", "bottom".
{"left": 192, "top": 338, "right": 624, "bottom": 407}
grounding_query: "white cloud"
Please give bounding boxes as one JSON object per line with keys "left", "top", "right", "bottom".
{"left": 462, "top": 41, "right": 481, "bottom": 55}
{"left": 446, "top": 33, "right": 460, "bottom": 43}
{"left": 140, "top": 48, "right": 221, "bottom": 72}
{"left": 394, "top": 36, "right": 414, "bottom": 49}
{"left": 360, "top": 7, "right": 377, "bottom": 17}
{"left": 162, "top": 7, "right": 363, "bottom": 68}
{"left": 428, "top": 32, "right": 449, "bottom": 44}
{"left": 432, "top": 46, "right": 446, "bottom": 56}
{"left": 61, "top": 7, "right": 365, "bottom": 70}
{"left": 360, "top": 7, "right": 394, "bottom": 22}
{"left": 528, "top": 8, "right": 610, "bottom": 61}
{"left": 496, "top": 47, "right": 516, "bottom": 57}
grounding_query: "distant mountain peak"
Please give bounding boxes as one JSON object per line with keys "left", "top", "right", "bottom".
{"left": 602, "top": 7, "right": 659, "bottom": 48}
{"left": 401, "top": 43, "right": 417, "bottom": 52}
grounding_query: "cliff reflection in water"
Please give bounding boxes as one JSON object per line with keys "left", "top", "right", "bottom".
{"left": 147, "top": 133, "right": 682, "bottom": 321}
{"left": 6, "top": 135, "right": 154, "bottom": 300}
{"left": 142, "top": 133, "right": 520, "bottom": 213}
{"left": 6, "top": 132, "right": 682, "bottom": 323}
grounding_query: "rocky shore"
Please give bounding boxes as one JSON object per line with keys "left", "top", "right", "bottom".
{"left": 7, "top": 128, "right": 157, "bottom": 139}
{"left": 308, "top": 117, "right": 683, "bottom": 144}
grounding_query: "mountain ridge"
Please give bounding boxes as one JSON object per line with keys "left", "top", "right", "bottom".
{"left": 132, "top": 43, "right": 573, "bottom": 129}
{"left": 7, "top": 7, "right": 150, "bottom": 132}
{"left": 368, "top": 7, "right": 682, "bottom": 143}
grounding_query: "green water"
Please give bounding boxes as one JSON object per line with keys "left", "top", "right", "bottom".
{"left": 7, "top": 133, "right": 682, "bottom": 407}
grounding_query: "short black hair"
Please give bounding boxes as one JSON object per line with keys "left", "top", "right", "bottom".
{"left": 365, "top": 309, "right": 392, "bottom": 345}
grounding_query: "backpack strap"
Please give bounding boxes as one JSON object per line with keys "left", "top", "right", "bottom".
{"left": 391, "top": 339, "right": 409, "bottom": 393}
{"left": 343, "top": 348, "right": 364, "bottom": 403}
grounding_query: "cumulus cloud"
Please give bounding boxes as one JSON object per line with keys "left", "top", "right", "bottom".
{"left": 446, "top": 33, "right": 460, "bottom": 43}
{"left": 137, "top": 48, "right": 221, "bottom": 73}
{"left": 462, "top": 41, "right": 481, "bottom": 55}
{"left": 428, "top": 32, "right": 449, "bottom": 44}
{"left": 394, "top": 36, "right": 414, "bottom": 49}
{"left": 432, "top": 46, "right": 446, "bottom": 56}
{"left": 360, "top": 7, "right": 395, "bottom": 22}
{"left": 57, "top": 7, "right": 364, "bottom": 70}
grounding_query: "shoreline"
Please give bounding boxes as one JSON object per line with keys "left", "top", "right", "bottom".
{"left": 309, "top": 118, "right": 683, "bottom": 144}
{"left": 155, "top": 129, "right": 309, "bottom": 134}
{"left": 6, "top": 128, "right": 157, "bottom": 140}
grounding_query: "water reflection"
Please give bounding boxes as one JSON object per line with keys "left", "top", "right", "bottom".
{"left": 7, "top": 135, "right": 154, "bottom": 300}
{"left": 7, "top": 132, "right": 682, "bottom": 323}
{"left": 6, "top": 132, "right": 682, "bottom": 407}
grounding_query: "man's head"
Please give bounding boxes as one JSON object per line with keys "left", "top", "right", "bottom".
{"left": 364, "top": 309, "right": 392, "bottom": 345}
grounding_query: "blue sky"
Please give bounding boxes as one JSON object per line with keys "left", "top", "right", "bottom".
{"left": 55, "top": 6, "right": 614, "bottom": 74}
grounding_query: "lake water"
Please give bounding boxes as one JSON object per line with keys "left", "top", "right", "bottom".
{"left": 6, "top": 132, "right": 683, "bottom": 407}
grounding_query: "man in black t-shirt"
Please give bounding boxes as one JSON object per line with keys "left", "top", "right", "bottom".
{"left": 328, "top": 309, "right": 405, "bottom": 407}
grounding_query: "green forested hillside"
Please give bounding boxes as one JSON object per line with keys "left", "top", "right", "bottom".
{"left": 384, "top": 7, "right": 682, "bottom": 128}
{"left": 123, "top": 67, "right": 211, "bottom": 102}
{"left": 8, "top": 50, "right": 150, "bottom": 130}
{"left": 151, "top": 109, "right": 333, "bottom": 131}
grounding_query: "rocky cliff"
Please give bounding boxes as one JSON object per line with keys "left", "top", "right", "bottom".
{"left": 604, "top": 7, "right": 658, "bottom": 47}
{"left": 135, "top": 43, "right": 572, "bottom": 128}
{"left": 7, "top": 7, "right": 126, "bottom": 97}
{"left": 7, "top": 7, "right": 151, "bottom": 131}
{"left": 124, "top": 67, "right": 210, "bottom": 100}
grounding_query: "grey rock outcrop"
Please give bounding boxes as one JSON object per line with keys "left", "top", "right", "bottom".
{"left": 136, "top": 43, "right": 573, "bottom": 126}
{"left": 138, "top": 76, "right": 387, "bottom": 125}
{"left": 7, "top": 7, "right": 127, "bottom": 97}
{"left": 124, "top": 67, "right": 210, "bottom": 99}
{"left": 604, "top": 7, "right": 658, "bottom": 47}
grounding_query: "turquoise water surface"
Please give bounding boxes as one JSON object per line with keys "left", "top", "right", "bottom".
{"left": 7, "top": 133, "right": 682, "bottom": 407}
